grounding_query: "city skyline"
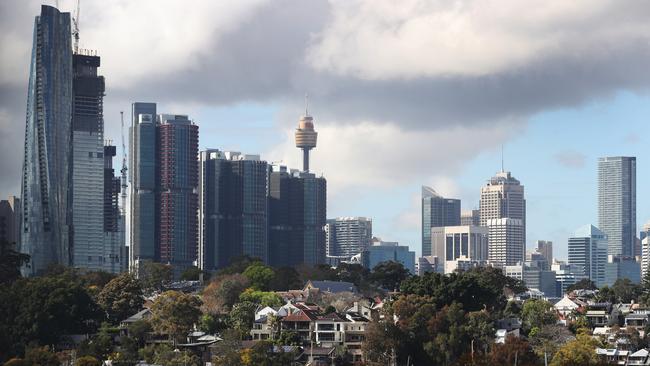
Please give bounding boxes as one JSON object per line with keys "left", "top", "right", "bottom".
{"left": 2, "top": 1, "right": 650, "bottom": 262}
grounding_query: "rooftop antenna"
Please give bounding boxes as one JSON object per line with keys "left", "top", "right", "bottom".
{"left": 501, "top": 144, "right": 504, "bottom": 173}
{"left": 304, "top": 93, "right": 309, "bottom": 116}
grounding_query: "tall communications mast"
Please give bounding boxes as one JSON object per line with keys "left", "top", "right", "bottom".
{"left": 294, "top": 97, "right": 318, "bottom": 172}
{"left": 120, "top": 111, "right": 128, "bottom": 216}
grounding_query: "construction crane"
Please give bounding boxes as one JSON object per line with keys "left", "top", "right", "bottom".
{"left": 72, "top": 0, "right": 80, "bottom": 53}
{"left": 120, "top": 111, "right": 128, "bottom": 216}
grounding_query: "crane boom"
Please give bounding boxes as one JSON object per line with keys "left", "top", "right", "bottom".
{"left": 120, "top": 111, "right": 128, "bottom": 216}
{"left": 72, "top": 0, "right": 80, "bottom": 53}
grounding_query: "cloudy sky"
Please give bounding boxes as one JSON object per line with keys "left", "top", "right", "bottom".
{"left": 2, "top": 0, "right": 650, "bottom": 260}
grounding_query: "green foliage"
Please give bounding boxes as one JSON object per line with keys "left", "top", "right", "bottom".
{"left": 567, "top": 278, "right": 597, "bottom": 292}
{"left": 198, "top": 314, "right": 221, "bottom": 334}
{"left": 211, "top": 329, "right": 244, "bottom": 365}
{"left": 269, "top": 266, "right": 302, "bottom": 291}
{"left": 180, "top": 266, "right": 209, "bottom": 282}
{"left": 521, "top": 299, "right": 557, "bottom": 331}
{"left": 464, "top": 310, "right": 495, "bottom": 353}
{"left": 239, "top": 288, "right": 283, "bottom": 307}
{"left": 218, "top": 256, "right": 263, "bottom": 275}
{"left": 611, "top": 278, "right": 643, "bottom": 303}
{"left": 400, "top": 266, "right": 522, "bottom": 312}
{"left": 241, "top": 340, "right": 298, "bottom": 366}
{"left": 24, "top": 347, "right": 60, "bottom": 366}
{"left": 140, "top": 262, "right": 172, "bottom": 293}
{"left": 0, "top": 239, "right": 29, "bottom": 285}
{"left": 128, "top": 319, "right": 152, "bottom": 347}
{"left": 0, "top": 273, "right": 103, "bottom": 360}
{"left": 78, "top": 323, "right": 115, "bottom": 360}
{"left": 243, "top": 263, "right": 275, "bottom": 291}
{"left": 202, "top": 273, "right": 250, "bottom": 314}
{"left": 296, "top": 263, "right": 338, "bottom": 282}
{"left": 75, "top": 356, "right": 102, "bottom": 366}
{"left": 150, "top": 291, "right": 202, "bottom": 342}
{"left": 275, "top": 330, "right": 302, "bottom": 346}
{"left": 550, "top": 333, "right": 602, "bottom": 366}
{"left": 369, "top": 261, "right": 410, "bottom": 290}
{"left": 97, "top": 272, "right": 144, "bottom": 323}
{"left": 228, "top": 301, "right": 257, "bottom": 339}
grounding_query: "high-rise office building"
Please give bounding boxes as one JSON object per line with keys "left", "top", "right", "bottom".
{"left": 535, "top": 240, "right": 553, "bottom": 264}
{"left": 267, "top": 165, "right": 327, "bottom": 267}
{"left": 156, "top": 114, "right": 198, "bottom": 276}
{"left": 429, "top": 225, "right": 489, "bottom": 273}
{"left": 129, "top": 103, "right": 157, "bottom": 273}
{"left": 129, "top": 104, "right": 199, "bottom": 276}
{"left": 198, "top": 150, "right": 269, "bottom": 270}
{"left": 362, "top": 239, "right": 416, "bottom": 273}
{"left": 325, "top": 217, "right": 372, "bottom": 259}
{"left": 642, "top": 237, "right": 650, "bottom": 282}
{"left": 480, "top": 170, "right": 525, "bottom": 237}
{"left": 421, "top": 186, "right": 460, "bottom": 256}
{"left": 568, "top": 225, "right": 608, "bottom": 288}
{"left": 0, "top": 196, "right": 20, "bottom": 247}
{"left": 486, "top": 218, "right": 524, "bottom": 267}
{"left": 102, "top": 144, "right": 127, "bottom": 273}
{"left": 605, "top": 255, "right": 640, "bottom": 286}
{"left": 20, "top": 6, "right": 74, "bottom": 275}
{"left": 70, "top": 53, "right": 107, "bottom": 271}
{"left": 598, "top": 156, "right": 636, "bottom": 257}
{"left": 460, "top": 209, "right": 480, "bottom": 226}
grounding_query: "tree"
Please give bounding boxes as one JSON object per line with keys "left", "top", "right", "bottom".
{"left": 128, "top": 319, "right": 152, "bottom": 347}
{"left": 528, "top": 324, "right": 575, "bottom": 362}
{"left": 270, "top": 267, "right": 302, "bottom": 291}
{"left": 611, "top": 278, "right": 643, "bottom": 303}
{"left": 243, "top": 263, "right": 275, "bottom": 291}
{"left": 211, "top": 329, "right": 244, "bottom": 366}
{"left": 239, "top": 289, "right": 283, "bottom": 307}
{"left": 140, "top": 262, "right": 172, "bottom": 293}
{"left": 150, "top": 291, "right": 202, "bottom": 343}
{"left": 489, "top": 336, "right": 539, "bottom": 366}
{"left": 229, "top": 301, "right": 257, "bottom": 339}
{"left": 464, "top": 311, "right": 495, "bottom": 355}
{"left": 180, "top": 266, "right": 209, "bottom": 282}
{"left": 76, "top": 356, "right": 102, "bottom": 366}
{"left": 202, "top": 274, "right": 250, "bottom": 315}
{"left": 275, "top": 330, "right": 302, "bottom": 346}
{"left": 369, "top": 261, "right": 410, "bottom": 291}
{"left": 78, "top": 323, "right": 115, "bottom": 360}
{"left": 242, "top": 340, "right": 297, "bottom": 366}
{"left": 218, "top": 255, "right": 262, "bottom": 275}
{"left": 97, "top": 273, "right": 144, "bottom": 323}
{"left": 23, "top": 347, "right": 60, "bottom": 366}
{"left": 521, "top": 299, "right": 557, "bottom": 331}
{"left": 0, "top": 239, "right": 29, "bottom": 285}
{"left": 296, "top": 263, "right": 337, "bottom": 282}
{"left": 336, "top": 263, "right": 370, "bottom": 288}
{"left": 0, "top": 274, "right": 102, "bottom": 360}
{"left": 567, "top": 279, "right": 597, "bottom": 292}
{"left": 424, "top": 302, "right": 468, "bottom": 365}
{"left": 550, "top": 333, "right": 603, "bottom": 366}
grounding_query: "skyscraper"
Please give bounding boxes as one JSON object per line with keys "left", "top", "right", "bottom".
{"left": 535, "top": 240, "right": 553, "bottom": 264}
{"left": 480, "top": 170, "right": 526, "bottom": 238}
{"left": 421, "top": 186, "right": 460, "bottom": 256}
{"left": 198, "top": 150, "right": 269, "bottom": 270}
{"left": 156, "top": 114, "right": 199, "bottom": 276}
{"left": 102, "top": 144, "right": 127, "bottom": 273}
{"left": 0, "top": 196, "right": 20, "bottom": 247}
{"left": 129, "top": 103, "right": 157, "bottom": 273}
{"left": 129, "top": 104, "right": 199, "bottom": 276}
{"left": 460, "top": 209, "right": 480, "bottom": 226}
{"left": 325, "top": 217, "right": 372, "bottom": 260}
{"left": 20, "top": 6, "right": 74, "bottom": 275}
{"left": 598, "top": 156, "right": 636, "bottom": 257}
{"left": 568, "top": 225, "right": 608, "bottom": 287}
{"left": 267, "top": 166, "right": 327, "bottom": 267}
{"left": 486, "top": 218, "right": 524, "bottom": 267}
{"left": 70, "top": 53, "right": 107, "bottom": 271}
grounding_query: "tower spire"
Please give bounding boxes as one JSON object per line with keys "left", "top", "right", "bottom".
{"left": 304, "top": 93, "right": 309, "bottom": 117}
{"left": 501, "top": 144, "right": 504, "bottom": 173}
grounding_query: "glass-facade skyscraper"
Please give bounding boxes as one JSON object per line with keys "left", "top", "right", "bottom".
{"left": 198, "top": 150, "right": 269, "bottom": 270}
{"left": 568, "top": 225, "right": 608, "bottom": 287}
{"left": 71, "top": 53, "right": 107, "bottom": 271}
{"left": 267, "top": 166, "right": 327, "bottom": 267}
{"left": 598, "top": 156, "right": 636, "bottom": 257}
{"left": 421, "top": 186, "right": 460, "bottom": 256}
{"left": 20, "top": 6, "right": 74, "bottom": 275}
{"left": 129, "top": 104, "right": 199, "bottom": 276}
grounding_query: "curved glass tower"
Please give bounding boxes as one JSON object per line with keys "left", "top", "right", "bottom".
{"left": 20, "top": 5, "right": 73, "bottom": 276}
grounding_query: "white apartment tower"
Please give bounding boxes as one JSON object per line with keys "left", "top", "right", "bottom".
{"left": 486, "top": 218, "right": 524, "bottom": 267}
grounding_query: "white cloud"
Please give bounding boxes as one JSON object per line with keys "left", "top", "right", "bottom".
{"left": 307, "top": 0, "right": 650, "bottom": 80}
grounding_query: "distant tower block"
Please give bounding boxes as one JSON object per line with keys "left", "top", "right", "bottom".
{"left": 295, "top": 112, "right": 318, "bottom": 172}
